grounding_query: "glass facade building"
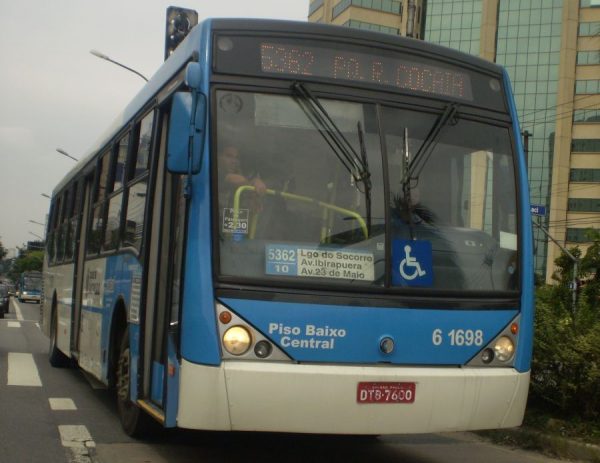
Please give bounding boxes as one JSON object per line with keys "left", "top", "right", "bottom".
{"left": 308, "top": 0, "right": 424, "bottom": 38}
{"left": 495, "top": 0, "right": 563, "bottom": 277}
{"left": 424, "top": 0, "right": 482, "bottom": 55}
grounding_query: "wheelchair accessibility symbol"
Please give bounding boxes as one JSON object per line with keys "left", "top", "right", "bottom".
{"left": 399, "top": 245, "right": 427, "bottom": 280}
{"left": 392, "top": 240, "right": 433, "bottom": 287}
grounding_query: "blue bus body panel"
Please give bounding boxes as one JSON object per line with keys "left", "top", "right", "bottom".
{"left": 503, "top": 68, "right": 534, "bottom": 373}
{"left": 179, "top": 19, "right": 222, "bottom": 367}
{"left": 223, "top": 297, "right": 518, "bottom": 365}
{"left": 101, "top": 254, "right": 142, "bottom": 382}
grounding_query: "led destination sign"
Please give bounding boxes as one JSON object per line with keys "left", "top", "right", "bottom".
{"left": 259, "top": 41, "right": 473, "bottom": 101}
{"left": 215, "top": 35, "right": 505, "bottom": 109}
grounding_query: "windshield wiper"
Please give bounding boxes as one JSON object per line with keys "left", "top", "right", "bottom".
{"left": 292, "top": 82, "right": 371, "bottom": 187}
{"left": 356, "top": 120, "right": 372, "bottom": 234}
{"left": 402, "top": 102, "right": 458, "bottom": 189}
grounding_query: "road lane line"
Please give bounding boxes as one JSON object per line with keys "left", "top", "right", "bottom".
{"left": 49, "top": 398, "right": 77, "bottom": 410}
{"left": 7, "top": 321, "right": 21, "bottom": 328}
{"left": 58, "top": 425, "right": 96, "bottom": 463}
{"left": 12, "top": 299, "right": 24, "bottom": 321}
{"left": 7, "top": 353, "right": 42, "bottom": 386}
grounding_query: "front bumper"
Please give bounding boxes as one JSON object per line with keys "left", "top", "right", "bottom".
{"left": 176, "top": 360, "right": 529, "bottom": 434}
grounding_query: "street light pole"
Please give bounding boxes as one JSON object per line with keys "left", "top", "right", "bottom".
{"left": 29, "top": 220, "right": 45, "bottom": 227}
{"left": 41, "top": 193, "right": 51, "bottom": 199}
{"left": 89, "top": 49, "right": 149, "bottom": 82}
{"left": 28, "top": 231, "right": 44, "bottom": 241}
{"left": 534, "top": 220, "right": 579, "bottom": 314}
{"left": 56, "top": 148, "right": 78, "bottom": 162}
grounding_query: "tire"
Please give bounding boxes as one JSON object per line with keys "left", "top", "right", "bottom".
{"left": 116, "top": 328, "right": 154, "bottom": 437}
{"left": 49, "top": 309, "right": 70, "bottom": 367}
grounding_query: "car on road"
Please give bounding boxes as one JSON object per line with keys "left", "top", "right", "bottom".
{"left": 0, "top": 284, "right": 9, "bottom": 318}
{"left": 7, "top": 284, "right": 16, "bottom": 297}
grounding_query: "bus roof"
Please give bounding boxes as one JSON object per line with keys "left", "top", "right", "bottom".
{"left": 210, "top": 18, "right": 503, "bottom": 74}
{"left": 53, "top": 18, "right": 504, "bottom": 195}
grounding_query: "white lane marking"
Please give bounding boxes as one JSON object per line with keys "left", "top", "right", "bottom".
{"left": 7, "top": 321, "right": 21, "bottom": 328}
{"left": 12, "top": 299, "right": 24, "bottom": 321}
{"left": 36, "top": 322, "right": 40, "bottom": 329}
{"left": 49, "top": 398, "right": 77, "bottom": 410}
{"left": 58, "top": 425, "right": 96, "bottom": 463}
{"left": 7, "top": 353, "right": 42, "bottom": 387}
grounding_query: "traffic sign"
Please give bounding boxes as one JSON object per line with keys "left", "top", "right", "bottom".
{"left": 530, "top": 204, "right": 546, "bottom": 216}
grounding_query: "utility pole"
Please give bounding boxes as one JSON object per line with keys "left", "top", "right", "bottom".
{"left": 522, "top": 130, "right": 531, "bottom": 167}
{"left": 534, "top": 220, "right": 578, "bottom": 313}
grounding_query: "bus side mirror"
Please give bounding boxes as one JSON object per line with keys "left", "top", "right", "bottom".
{"left": 167, "top": 91, "right": 206, "bottom": 174}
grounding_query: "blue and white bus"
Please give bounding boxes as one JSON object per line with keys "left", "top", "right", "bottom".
{"left": 18, "top": 270, "right": 42, "bottom": 303}
{"left": 43, "top": 18, "right": 533, "bottom": 437}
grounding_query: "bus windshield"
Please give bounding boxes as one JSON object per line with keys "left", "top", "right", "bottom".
{"left": 216, "top": 90, "right": 518, "bottom": 293}
{"left": 23, "top": 277, "right": 42, "bottom": 291}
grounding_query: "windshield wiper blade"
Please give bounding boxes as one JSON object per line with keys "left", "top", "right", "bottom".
{"left": 403, "top": 103, "right": 458, "bottom": 187}
{"left": 356, "top": 120, "right": 372, "bottom": 234}
{"left": 292, "top": 82, "right": 370, "bottom": 185}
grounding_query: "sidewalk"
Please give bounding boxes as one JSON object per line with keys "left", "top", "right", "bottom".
{"left": 478, "top": 427, "right": 600, "bottom": 462}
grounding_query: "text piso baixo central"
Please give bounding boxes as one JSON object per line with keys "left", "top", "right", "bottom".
{"left": 269, "top": 323, "right": 346, "bottom": 350}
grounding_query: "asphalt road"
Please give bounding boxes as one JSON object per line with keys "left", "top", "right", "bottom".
{"left": 0, "top": 298, "right": 567, "bottom": 463}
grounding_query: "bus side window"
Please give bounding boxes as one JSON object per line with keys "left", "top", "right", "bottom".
{"left": 47, "top": 197, "right": 60, "bottom": 264}
{"left": 87, "top": 151, "right": 111, "bottom": 255}
{"left": 123, "top": 110, "right": 155, "bottom": 251}
{"left": 56, "top": 190, "right": 70, "bottom": 262}
{"left": 104, "top": 133, "right": 130, "bottom": 251}
{"left": 66, "top": 180, "right": 84, "bottom": 261}
{"left": 59, "top": 187, "right": 75, "bottom": 262}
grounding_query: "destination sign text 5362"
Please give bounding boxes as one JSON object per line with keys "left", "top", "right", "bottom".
{"left": 259, "top": 42, "right": 473, "bottom": 101}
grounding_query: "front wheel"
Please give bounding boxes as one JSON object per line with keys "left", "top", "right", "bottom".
{"left": 116, "top": 329, "right": 154, "bottom": 437}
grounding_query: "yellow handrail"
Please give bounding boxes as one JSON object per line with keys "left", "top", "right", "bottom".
{"left": 231, "top": 186, "right": 368, "bottom": 240}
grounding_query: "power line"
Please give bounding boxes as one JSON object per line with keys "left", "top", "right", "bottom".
{"left": 521, "top": 100, "right": 600, "bottom": 130}
{"left": 519, "top": 93, "right": 600, "bottom": 124}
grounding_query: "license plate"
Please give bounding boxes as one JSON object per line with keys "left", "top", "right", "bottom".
{"left": 357, "top": 382, "right": 416, "bottom": 404}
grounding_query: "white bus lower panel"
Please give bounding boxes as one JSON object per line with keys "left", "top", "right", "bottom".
{"left": 177, "top": 359, "right": 529, "bottom": 434}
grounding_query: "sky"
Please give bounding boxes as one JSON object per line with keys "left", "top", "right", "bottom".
{"left": 0, "top": 0, "right": 308, "bottom": 250}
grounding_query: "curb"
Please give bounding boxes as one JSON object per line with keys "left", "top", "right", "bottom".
{"left": 478, "top": 427, "right": 600, "bottom": 462}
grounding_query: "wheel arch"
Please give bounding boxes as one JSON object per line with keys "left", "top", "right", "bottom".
{"left": 108, "top": 296, "right": 128, "bottom": 388}
{"left": 48, "top": 290, "right": 58, "bottom": 333}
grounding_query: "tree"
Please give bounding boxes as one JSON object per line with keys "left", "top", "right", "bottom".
{"left": 530, "top": 244, "right": 600, "bottom": 419}
{"left": 580, "top": 229, "right": 600, "bottom": 310}
{"left": 0, "top": 239, "right": 6, "bottom": 261}
{"left": 8, "top": 250, "right": 43, "bottom": 282}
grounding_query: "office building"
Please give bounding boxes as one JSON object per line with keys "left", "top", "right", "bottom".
{"left": 308, "top": 0, "right": 425, "bottom": 38}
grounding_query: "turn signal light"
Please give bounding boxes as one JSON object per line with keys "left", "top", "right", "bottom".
{"left": 219, "top": 311, "right": 232, "bottom": 324}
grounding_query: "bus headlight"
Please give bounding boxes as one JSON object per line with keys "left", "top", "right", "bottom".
{"left": 493, "top": 336, "right": 515, "bottom": 362}
{"left": 223, "top": 326, "right": 252, "bottom": 355}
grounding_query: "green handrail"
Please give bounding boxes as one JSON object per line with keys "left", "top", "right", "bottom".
{"left": 231, "top": 185, "right": 368, "bottom": 240}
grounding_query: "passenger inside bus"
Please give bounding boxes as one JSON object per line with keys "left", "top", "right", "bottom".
{"left": 218, "top": 145, "right": 267, "bottom": 199}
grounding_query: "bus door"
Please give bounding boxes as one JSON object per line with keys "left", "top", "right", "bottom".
{"left": 72, "top": 175, "right": 93, "bottom": 354}
{"left": 141, "top": 112, "right": 186, "bottom": 426}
